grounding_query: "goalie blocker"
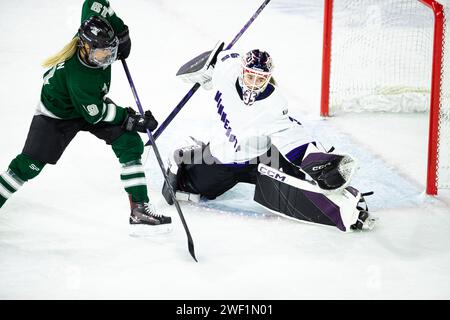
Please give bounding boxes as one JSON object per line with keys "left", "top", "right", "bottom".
{"left": 254, "top": 164, "right": 376, "bottom": 232}
{"left": 176, "top": 41, "right": 225, "bottom": 90}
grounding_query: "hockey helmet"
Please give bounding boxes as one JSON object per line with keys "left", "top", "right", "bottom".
{"left": 78, "top": 15, "right": 119, "bottom": 67}
{"left": 239, "top": 49, "right": 274, "bottom": 105}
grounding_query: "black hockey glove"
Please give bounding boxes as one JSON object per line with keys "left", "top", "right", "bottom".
{"left": 117, "top": 25, "right": 131, "bottom": 60}
{"left": 301, "top": 154, "right": 347, "bottom": 190}
{"left": 122, "top": 107, "right": 158, "bottom": 133}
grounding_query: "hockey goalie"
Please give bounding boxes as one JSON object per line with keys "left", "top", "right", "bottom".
{"left": 162, "top": 42, "right": 376, "bottom": 232}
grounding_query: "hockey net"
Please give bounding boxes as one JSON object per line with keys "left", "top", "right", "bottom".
{"left": 321, "top": 0, "right": 450, "bottom": 195}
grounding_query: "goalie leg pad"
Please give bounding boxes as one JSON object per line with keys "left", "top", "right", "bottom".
{"left": 255, "top": 164, "right": 371, "bottom": 232}
{"left": 255, "top": 172, "right": 347, "bottom": 231}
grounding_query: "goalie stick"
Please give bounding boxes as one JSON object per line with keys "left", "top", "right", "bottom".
{"left": 121, "top": 59, "right": 198, "bottom": 262}
{"left": 146, "top": 0, "right": 272, "bottom": 146}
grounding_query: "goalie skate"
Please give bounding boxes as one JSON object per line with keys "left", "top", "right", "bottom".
{"left": 350, "top": 192, "right": 377, "bottom": 231}
{"left": 351, "top": 210, "right": 378, "bottom": 231}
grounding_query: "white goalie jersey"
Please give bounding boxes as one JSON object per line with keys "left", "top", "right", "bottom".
{"left": 203, "top": 50, "right": 313, "bottom": 164}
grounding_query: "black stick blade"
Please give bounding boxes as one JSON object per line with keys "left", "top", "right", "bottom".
{"left": 188, "top": 238, "right": 198, "bottom": 262}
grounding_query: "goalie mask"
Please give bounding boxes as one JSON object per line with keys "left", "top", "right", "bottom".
{"left": 239, "top": 49, "right": 273, "bottom": 106}
{"left": 78, "top": 16, "right": 119, "bottom": 67}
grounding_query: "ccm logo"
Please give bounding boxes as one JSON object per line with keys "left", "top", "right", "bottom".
{"left": 259, "top": 166, "right": 286, "bottom": 182}
{"left": 312, "top": 162, "right": 331, "bottom": 171}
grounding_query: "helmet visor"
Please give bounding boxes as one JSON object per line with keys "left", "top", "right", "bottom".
{"left": 89, "top": 37, "right": 119, "bottom": 67}
{"left": 242, "top": 67, "right": 272, "bottom": 91}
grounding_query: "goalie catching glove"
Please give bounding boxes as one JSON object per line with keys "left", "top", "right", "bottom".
{"left": 122, "top": 107, "right": 158, "bottom": 133}
{"left": 300, "top": 151, "right": 357, "bottom": 191}
{"left": 176, "top": 41, "right": 225, "bottom": 90}
{"left": 287, "top": 143, "right": 358, "bottom": 192}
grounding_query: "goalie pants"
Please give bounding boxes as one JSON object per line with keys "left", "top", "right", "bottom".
{"left": 177, "top": 144, "right": 299, "bottom": 200}
{"left": 0, "top": 115, "right": 148, "bottom": 209}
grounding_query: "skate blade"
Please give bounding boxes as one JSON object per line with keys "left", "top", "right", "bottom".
{"left": 129, "top": 223, "right": 173, "bottom": 237}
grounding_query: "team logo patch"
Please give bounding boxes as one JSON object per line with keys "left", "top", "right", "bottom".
{"left": 29, "top": 164, "right": 40, "bottom": 172}
{"left": 85, "top": 104, "right": 100, "bottom": 116}
{"left": 90, "top": 26, "right": 101, "bottom": 36}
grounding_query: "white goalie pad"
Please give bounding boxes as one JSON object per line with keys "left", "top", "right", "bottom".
{"left": 177, "top": 41, "right": 225, "bottom": 90}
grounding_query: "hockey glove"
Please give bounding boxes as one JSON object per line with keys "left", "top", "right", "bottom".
{"left": 122, "top": 107, "right": 158, "bottom": 133}
{"left": 300, "top": 153, "right": 356, "bottom": 190}
{"left": 117, "top": 25, "right": 131, "bottom": 60}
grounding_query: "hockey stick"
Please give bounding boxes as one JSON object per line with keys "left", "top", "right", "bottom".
{"left": 121, "top": 59, "right": 198, "bottom": 262}
{"left": 146, "top": 0, "right": 272, "bottom": 145}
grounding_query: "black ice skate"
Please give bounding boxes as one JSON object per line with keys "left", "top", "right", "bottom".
{"left": 129, "top": 197, "right": 172, "bottom": 236}
{"left": 130, "top": 202, "right": 172, "bottom": 225}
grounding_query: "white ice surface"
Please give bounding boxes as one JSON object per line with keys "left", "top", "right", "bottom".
{"left": 0, "top": 0, "right": 449, "bottom": 299}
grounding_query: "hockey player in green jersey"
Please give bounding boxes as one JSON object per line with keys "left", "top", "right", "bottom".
{"left": 0, "top": 2, "right": 171, "bottom": 229}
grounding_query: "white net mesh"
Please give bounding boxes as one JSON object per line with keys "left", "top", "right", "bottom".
{"left": 329, "top": 0, "right": 434, "bottom": 113}
{"left": 328, "top": 0, "right": 450, "bottom": 190}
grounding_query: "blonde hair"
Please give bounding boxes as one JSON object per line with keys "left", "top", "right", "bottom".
{"left": 42, "top": 37, "right": 79, "bottom": 68}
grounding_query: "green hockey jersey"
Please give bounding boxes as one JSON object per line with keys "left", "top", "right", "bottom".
{"left": 40, "top": 54, "right": 126, "bottom": 125}
{"left": 38, "top": 0, "right": 127, "bottom": 125}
